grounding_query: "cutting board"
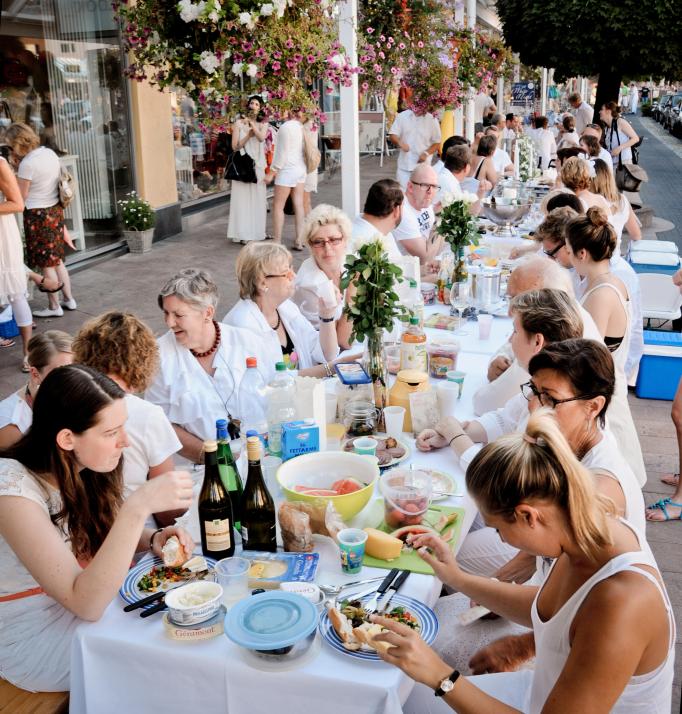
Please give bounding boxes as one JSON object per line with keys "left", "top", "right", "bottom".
{"left": 362, "top": 502, "right": 466, "bottom": 575}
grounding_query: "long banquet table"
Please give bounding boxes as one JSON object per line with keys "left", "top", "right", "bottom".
{"left": 69, "top": 309, "right": 512, "bottom": 714}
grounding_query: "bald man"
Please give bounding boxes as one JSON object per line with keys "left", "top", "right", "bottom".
{"left": 473, "top": 255, "right": 646, "bottom": 486}
{"left": 392, "top": 164, "right": 444, "bottom": 262}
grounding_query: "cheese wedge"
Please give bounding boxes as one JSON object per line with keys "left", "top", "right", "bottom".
{"left": 363, "top": 528, "right": 403, "bottom": 561}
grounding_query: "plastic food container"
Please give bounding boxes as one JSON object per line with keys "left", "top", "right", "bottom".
{"left": 380, "top": 467, "right": 432, "bottom": 529}
{"left": 164, "top": 581, "right": 223, "bottom": 626}
{"left": 224, "top": 591, "right": 318, "bottom": 660}
{"left": 420, "top": 282, "right": 437, "bottom": 305}
{"left": 427, "top": 340, "right": 461, "bottom": 379}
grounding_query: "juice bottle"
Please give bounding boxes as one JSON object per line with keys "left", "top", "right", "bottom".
{"left": 400, "top": 316, "right": 428, "bottom": 373}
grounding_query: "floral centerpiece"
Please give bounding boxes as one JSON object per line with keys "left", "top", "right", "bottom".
{"left": 341, "top": 234, "right": 406, "bottom": 411}
{"left": 435, "top": 190, "right": 479, "bottom": 282}
{"left": 114, "top": 0, "right": 357, "bottom": 126}
{"left": 118, "top": 191, "right": 155, "bottom": 253}
{"left": 517, "top": 135, "right": 539, "bottom": 182}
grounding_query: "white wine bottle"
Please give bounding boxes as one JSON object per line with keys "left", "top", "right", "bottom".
{"left": 198, "top": 440, "right": 235, "bottom": 559}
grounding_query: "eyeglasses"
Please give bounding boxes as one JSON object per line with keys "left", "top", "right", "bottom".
{"left": 411, "top": 181, "right": 440, "bottom": 192}
{"left": 543, "top": 242, "right": 564, "bottom": 259}
{"left": 265, "top": 267, "right": 294, "bottom": 279}
{"left": 310, "top": 236, "right": 344, "bottom": 249}
{"left": 521, "top": 381, "right": 597, "bottom": 409}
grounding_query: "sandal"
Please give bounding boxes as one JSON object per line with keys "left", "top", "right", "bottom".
{"left": 645, "top": 497, "right": 682, "bottom": 521}
{"left": 292, "top": 242, "right": 304, "bottom": 252}
{"left": 660, "top": 473, "right": 680, "bottom": 487}
{"left": 21, "top": 357, "right": 30, "bottom": 373}
{"left": 38, "top": 276, "right": 65, "bottom": 294}
{"left": 0, "top": 337, "right": 15, "bottom": 348}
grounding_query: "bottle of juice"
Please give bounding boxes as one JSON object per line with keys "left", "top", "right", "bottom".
{"left": 400, "top": 316, "right": 428, "bottom": 372}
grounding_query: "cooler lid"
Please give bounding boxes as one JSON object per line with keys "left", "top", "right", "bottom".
{"left": 644, "top": 330, "right": 682, "bottom": 347}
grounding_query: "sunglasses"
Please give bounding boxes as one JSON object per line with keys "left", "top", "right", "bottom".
{"left": 310, "top": 236, "right": 344, "bottom": 249}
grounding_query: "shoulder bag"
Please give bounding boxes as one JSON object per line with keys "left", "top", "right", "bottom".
{"left": 225, "top": 148, "right": 257, "bottom": 183}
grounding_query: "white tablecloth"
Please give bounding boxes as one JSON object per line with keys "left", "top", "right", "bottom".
{"left": 69, "top": 311, "right": 511, "bottom": 714}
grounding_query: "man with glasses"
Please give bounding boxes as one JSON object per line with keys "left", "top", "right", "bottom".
{"left": 388, "top": 107, "right": 442, "bottom": 189}
{"left": 392, "top": 164, "right": 444, "bottom": 263}
{"left": 568, "top": 92, "right": 594, "bottom": 135}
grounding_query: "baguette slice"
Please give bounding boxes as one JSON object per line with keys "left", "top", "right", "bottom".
{"left": 161, "top": 536, "right": 191, "bottom": 568}
{"left": 328, "top": 607, "right": 362, "bottom": 650}
{"left": 353, "top": 622, "right": 394, "bottom": 655}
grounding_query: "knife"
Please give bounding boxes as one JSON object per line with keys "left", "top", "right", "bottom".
{"left": 362, "top": 568, "right": 400, "bottom": 615}
{"left": 376, "top": 570, "right": 410, "bottom": 614}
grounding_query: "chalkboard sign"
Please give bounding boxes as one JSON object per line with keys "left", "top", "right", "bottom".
{"left": 511, "top": 82, "right": 537, "bottom": 102}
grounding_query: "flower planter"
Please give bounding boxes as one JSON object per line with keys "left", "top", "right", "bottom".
{"left": 123, "top": 228, "right": 154, "bottom": 254}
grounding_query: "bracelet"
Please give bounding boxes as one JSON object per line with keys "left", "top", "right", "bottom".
{"left": 320, "top": 316, "right": 335, "bottom": 323}
{"left": 323, "top": 362, "right": 334, "bottom": 378}
{"left": 449, "top": 433, "right": 467, "bottom": 447}
{"left": 149, "top": 527, "right": 164, "bottom": 551}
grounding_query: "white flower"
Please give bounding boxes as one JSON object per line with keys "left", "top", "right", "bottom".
{"left": 238, "top": 10, "right": 254, "bottom": 27}
{"left": 246, "top": 63, "right": 258, "bottom": 78}
{"left": 260, "top": 3, "right": 274, "bottom": 15}
{"left": 460, "top": 191, "right": 479, "bottom": 205}
{"left": 178, "top": 0, "right": 206, "bottom": 22}
{"left": 231, "top": 62, "right": 244, "bottom": 75}
{"left": 199, "top": 50, "right": 220, "bottom": 74}
{"left": 328, "top": 53, "right": 345, "bottom": 67}
{"left": 353, "top": 232, "right": 389, "bottom": 253}
{"left": 273, "top": 0, "right": 286, "bottom": 17}
{"left": 208, "top": 9, "right": 219, "bottom": 21}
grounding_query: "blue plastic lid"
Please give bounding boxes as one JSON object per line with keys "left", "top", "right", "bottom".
{"left": 245, "top": 429, "right": 258, "bottom": 437}
{"left": 644, "top": 330, "right": 682, "bottom": 347}
{"left": 224, "top": 591, "right": 318, "bottom": 650}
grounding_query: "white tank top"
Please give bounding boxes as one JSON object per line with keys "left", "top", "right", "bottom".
{"left": 529, "top": 527, "right": 675, "bottom": 713}
{"left": 581, "top": 429, "right": 646, "bottom": 532}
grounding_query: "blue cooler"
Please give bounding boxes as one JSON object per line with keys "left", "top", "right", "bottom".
{"left": 628, "top": 251, "right": 680, "bottom": 276}
{"left": 635, "top": 330, "right": 682, "bottom": 400}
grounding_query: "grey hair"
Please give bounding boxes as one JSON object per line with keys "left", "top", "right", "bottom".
{"left": 301, "top": 204, "right": 352, "bottom": 246}
{"left": 490, "top": 113, "right": 505, "bottom": 127}
{"left": 157, "top": 268, "right": 219, "bottom": 313}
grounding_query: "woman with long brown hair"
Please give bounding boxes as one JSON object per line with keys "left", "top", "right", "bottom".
{"left": 0, "top": 365, "right": 193, "bottom": 692}
{"left": 373, "top": 410, "right": 674, "bottom": 713}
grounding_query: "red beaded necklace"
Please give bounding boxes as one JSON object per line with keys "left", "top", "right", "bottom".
{"left": 190, "top": 321, "right": 221, "bottom": 358}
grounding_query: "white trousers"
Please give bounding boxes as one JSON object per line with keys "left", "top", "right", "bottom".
{"left": 457, "top": 526, "right": 519, "bottom": 578}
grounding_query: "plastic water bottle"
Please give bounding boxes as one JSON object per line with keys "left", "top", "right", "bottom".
{"left": 237, "top": 356, "right": 268, "bottom": 440}
{"left": 265, "top": 362, "right": 296, "bottom": 456}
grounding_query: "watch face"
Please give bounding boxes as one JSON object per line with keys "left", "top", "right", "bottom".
{"left": 440, "top": 679, "right": 455, "bottom": 693}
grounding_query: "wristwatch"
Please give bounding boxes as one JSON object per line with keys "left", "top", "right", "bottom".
{"left": 435, "top": 669, "right": 460, "bottom": 697}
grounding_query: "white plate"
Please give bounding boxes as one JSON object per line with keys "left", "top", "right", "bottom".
{"left": 421, "top": 468, "right": 460, "bottom": 500}
{"left": 342, "top": 434, "right": 411, "bottom": 469}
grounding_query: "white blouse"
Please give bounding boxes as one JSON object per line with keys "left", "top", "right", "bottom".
{"left": 223, "top": 298, "right": 338, "bottom": 382}
{"left": 292, "top": 257, "right": 343, "bottom": 330}
{"left": 0, "top": 389, "right": 33, "bottom": 434}
{"left": 145, "top": 323, "right": 270, "bottom": 442}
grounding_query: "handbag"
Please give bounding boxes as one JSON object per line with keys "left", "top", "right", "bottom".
{"left": 302, "top": 124, "right": 321, "bottom": 174}
{"left": 615, "top": 157, "right": 648, "bottom": 192}
{"left": 58, "top": 165, "right": 75, "bottom": 209}
{"left": 225, "top": 148, "right": 257, "bottom": 183}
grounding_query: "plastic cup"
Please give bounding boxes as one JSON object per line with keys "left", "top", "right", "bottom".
{"left": 385, "top": 344, "right": 401, "bottom": 375}
{"left": 325, "top": 391, "right": 338, "bottom": 423}
{"left": 437, "top": 381, "right": 461, "bottom": 417}
{"left": 215, "top": 556, "right": 250, "bottom": 609}
{"left": 353, "top": 436, "right": 378, "bottom": 456}
{"left": 445, "top": 370, "right": 466, "bottom": 398}
{"left": 336, "top": 528, "right": 368, "bottom": 574}
{"left": 383, "top": 405, "right": 406, "bottom": 437}
{"left": 262, "top": 455, "right": 282, "bottom": 495}
{"left": 478, "top": 314, "right": 493, "bottom": 340}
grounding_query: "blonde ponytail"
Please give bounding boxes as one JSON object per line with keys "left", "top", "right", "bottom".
{"left": 466, "top": 409, "right": 613, "bottom": 561}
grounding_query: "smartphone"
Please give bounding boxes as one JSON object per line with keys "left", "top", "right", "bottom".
{"left": 334, "top": 362, "right": 372, "bottom": 385}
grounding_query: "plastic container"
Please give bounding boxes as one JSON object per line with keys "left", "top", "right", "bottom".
{"left": 380, "top": 467, "right": 432, "bottom": 529}
{"left": 343, "top": 400, "right": 379, "bottom": 437}
{"left": 400, "top": 316, "right": 427, "bottom": 373}
{"left": 427, "top": 339, "right": 461, "bottom": 379}
{"left": 238, "top": 356, "right": 268, "bottom": 439}
{"left": 420, "top": 282, "right": 437, "bottom": 306}
{"left": 165, "top": 581, "right": 224, "bottom": 625}
{"left": 265, "top": 362, "right": 296, "bottom": 456}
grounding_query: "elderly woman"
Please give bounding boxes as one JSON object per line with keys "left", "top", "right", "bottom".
{"left": 223, "top": 242, "right": 340, "bottom": 380}
{"left": 145, "top": 269, "right": 269, "bottom": 465}
{"left": 293, "top": 204, "right": 354, "bottom": 349}
{"left": 73, "top": 311, "right": 183, "bottom": 526}
{"left": 0, "top": 331, "right": 72, "bottom": 448}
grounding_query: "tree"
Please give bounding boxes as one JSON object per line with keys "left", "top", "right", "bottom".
{"left": 495, "top": 0, "right": 682, "bottom": 111}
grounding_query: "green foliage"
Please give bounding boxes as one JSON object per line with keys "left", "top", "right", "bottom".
{"left": 118, "top": 192, "right": 155, "bottom": 231}
{"left": 495, "top": 0, "right": 682, "bottom": 84}
{"left": 340, "top": 238, "right": 407, "bottom": 344}
{"left": 436, "top": 200, "right": 479, "bottom": 254}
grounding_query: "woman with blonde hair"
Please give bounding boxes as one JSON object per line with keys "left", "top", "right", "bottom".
{"left": 0, "top": 330, "right": 73, "bottom": 447}
{"left": 73, "top": 312, "right": 183, "bottom": 525}
{"left": 223, "top": 241, "right": 340, "bottom": 380}
{"left": 5, "top": 123, "right": 77, "bottom": 318}
{"left": 293, "top": 204, "right": 354, "bottom": 348}
{"left": 376, "top": 409, "right": 674, "bottom": 713}
{"left": 560, "top": 156, "right": 610, "bottom": 214}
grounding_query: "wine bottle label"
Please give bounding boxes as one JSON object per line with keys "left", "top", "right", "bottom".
{"left": 203, "top": 518, "right": 231, "bottom": 551}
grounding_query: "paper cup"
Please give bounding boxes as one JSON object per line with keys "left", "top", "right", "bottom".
{"left": 437, "top": 381, "right": 461, "bottom": 417}
{"left": 336, "top": 528, "right": 368, "bottom": 574}
{"left": 383, "top": 405, "right": 406, "bottom": 437}
{"left": 478, "top": 314, "right": 493, "bottom": 340}
{"left": 353, "top": 436, "right": 378, "bottom": 456}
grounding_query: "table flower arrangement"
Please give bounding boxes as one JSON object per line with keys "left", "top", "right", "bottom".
{"left": 114, "top": 0, "right": 356, "bottom": 125}
{"left": 341, "top": 234, "right": 406, "bottom": 411}
{"left": 436, "top": 190, "right": 479, "bottom": 282}
{"left": 517, "top": 135, "right": 539, "bottom": 182}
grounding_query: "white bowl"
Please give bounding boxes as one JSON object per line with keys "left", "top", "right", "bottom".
{"left": 164, "top": 581, "right": 223, "bottom": 625}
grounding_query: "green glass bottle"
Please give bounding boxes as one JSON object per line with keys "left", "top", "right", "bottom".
{"left": 216, "top": 418, "right": 243, "bottom": 532}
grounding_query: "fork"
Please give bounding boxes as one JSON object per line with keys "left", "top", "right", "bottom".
{"left": 363, "top": 568, "right": 399, "bottom": 617}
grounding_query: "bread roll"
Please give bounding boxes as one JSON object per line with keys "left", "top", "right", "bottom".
{"left": 161, "top": 536, "right": 190, "bottom": 567}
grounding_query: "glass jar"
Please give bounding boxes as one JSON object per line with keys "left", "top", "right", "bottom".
{"left": 343, "top": 401, "right": 379, "bottom": 437}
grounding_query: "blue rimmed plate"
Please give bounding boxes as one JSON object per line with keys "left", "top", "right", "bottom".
{"left": 119, "top": 553, "right": 217, "bottom": 610}
{"left": 319, "top": 593, "right": 438, "bottom": 661}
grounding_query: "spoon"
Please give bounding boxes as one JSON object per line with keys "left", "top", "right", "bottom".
{"left": 318, "top": 576, "right": 384, "bottom": 597}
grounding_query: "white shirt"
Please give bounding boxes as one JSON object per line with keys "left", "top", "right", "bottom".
{"left": 435, "top": 165, "right": 462, "bottom": 205}
{"left": 223, "top": 298, "right": 337, "bottom": 382}
{"left": 393, "top": 197, "right": 435, "bottom": 249}
{"left": 0, "top": 389, "right": 32, "bottom": 434}
{"left": 145, "top": 323, "right": 270, "bottom": 442}
{"left": 532, "top": 129, "right": 557, "bottom": 170}
{"left": 17, "top": 147, "right": 60, "bottom": 209}
{"left": 557, "top": 130, "right": 580, "bottom": 149}
{"left": 502, "top": 127, "right": 516, "bottom": 141}
{"left": 474, "top": 93, "right": 494, "bottom": 123}
{"left": 597, "top": 146, "right": 614, "bottom": 171}
{"left": 121, "top": 394, "right": 181, "bottom": 498}
{"left": 389, "top": 110, "right": 441, "bottom": 174}
{"left": 351, "top": 215, "right": 401, "bottom": 259}
{"left": 292, "top": 256, "right": 344, "bottom": 329}
{"left": 492, "top": 147, "right": 512, "bottom": 175}
{"left": 271, "top": 119, "right": 306, "bottom": 174}
{"left": 572, "top": 101, "right": 594, "bottom": 135}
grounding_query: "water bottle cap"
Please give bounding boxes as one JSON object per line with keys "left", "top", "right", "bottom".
{"left": 216, "top": 418, "right": 228, "bottom": 428}
{"left": 275, "top": 362, "right": 286, "bottom": 371}
{"left": 246, "top": 429, "right": 258, "bottom": 437}
{"left": 409, "top": 279, "right": 417, "bottom": 288}
{"left": 246, "top": 357, "right": 257, "bottom": 368}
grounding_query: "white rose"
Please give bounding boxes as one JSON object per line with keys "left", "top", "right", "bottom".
{"left": 461, "top": 192, "right": 479, "bottom": 204}
{"left": 199, "top": 50, "right": 220, "bottom": 74}
{"left": 246, "top": 63, "right": 258, "bottom": 78}
{"left": 353, "top": 232, "right": 388, "bottom": 253}
{"left": 273, "top": 0, "right": 286, "bottom": 17}
{"left": 260, "top": 3, "right": 274, "bottom": 15}
{"left": 238, "top": 11, "right": 252, "bottom": 24}
{"left": 231, "top": 62, "right": 244, "bottom": 75}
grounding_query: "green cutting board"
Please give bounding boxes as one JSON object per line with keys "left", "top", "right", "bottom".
{"left": 362, "top": 501, "right": 466, "bottom": 575}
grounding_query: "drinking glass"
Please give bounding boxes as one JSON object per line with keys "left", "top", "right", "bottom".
{"left": 215, "top": 556, "right": 250, "bottom": 609}
{"left": 449, "top": 281, "right": 469, "bottom": 319}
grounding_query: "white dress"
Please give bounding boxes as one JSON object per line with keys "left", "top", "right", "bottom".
{"left": 0, "top": 156, "right": 27, "bottom": 303}
{"left": 0, "top": 459, "right": 78, "bottom": 692}
{"left": 227, "top": 121, "right": 267, "bottom": 243}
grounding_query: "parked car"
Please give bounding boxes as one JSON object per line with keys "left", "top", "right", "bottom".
{"left": 662, "top": 93, "right": 682, "bottom": 131}
{"left": 672, "top": 111, "right": 682, "bottom": 139}
{"left": 652, "top": 94, "right": 672, "bottom": 122}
